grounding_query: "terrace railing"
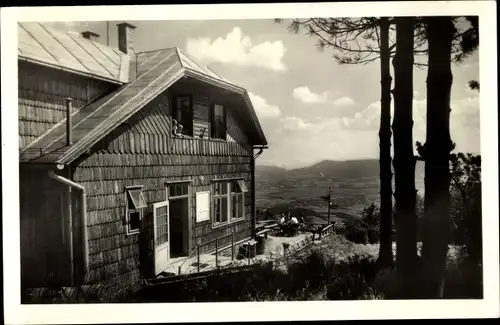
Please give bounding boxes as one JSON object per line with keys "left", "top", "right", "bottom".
{"left": 177, "top": 233, "right": 236, "bottom": 275}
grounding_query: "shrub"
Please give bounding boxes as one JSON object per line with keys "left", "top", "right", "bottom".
{"left": 325, "top": 254, "right": 382, "bottom": 300}
{"left": 443, "top": 257, "right": 483, "bottom": 299}
{"left": 341, "top": 203, "right": 380, "bottom": 244}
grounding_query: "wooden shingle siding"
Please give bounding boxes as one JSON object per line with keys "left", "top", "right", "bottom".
{"left": 18, "top": 61, "right": 117, "bottom": 148}
{"left": 72, "top": 87, "right": 254, "bottom": 284}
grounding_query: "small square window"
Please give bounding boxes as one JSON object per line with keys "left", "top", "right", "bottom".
{"left": 128, "top": 210, "right": 141, "bottom": 232}
{"left": 126, "top": 186, "right": 146, "bottom": 235}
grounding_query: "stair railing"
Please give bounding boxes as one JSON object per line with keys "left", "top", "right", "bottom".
{"left": 177, "top": 233, "right": 237, "bottom": 275}
{"left": 178, "top": 244, "right": 200, "bottom": 275}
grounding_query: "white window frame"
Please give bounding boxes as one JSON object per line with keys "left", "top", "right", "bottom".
{"left": 212, "top": 180, "right": 230, "bottom": 227}
{"left": 230, "top": 179, "right": 246, "bottom": 222}
{"left": 212, "top": 178, "right": 248, "bottom": 228}
{"left": 125, "top": 185, "right": 147, "bottom": 235}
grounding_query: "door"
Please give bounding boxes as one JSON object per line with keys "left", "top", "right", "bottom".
{"left": 153, "top": 201, "right": 170, "bottom": 275}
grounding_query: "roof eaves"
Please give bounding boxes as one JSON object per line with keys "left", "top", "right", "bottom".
{"left": 184, "top": 68, "right": 245, "bottom": 94}
{"left": 18, "top": 56, "right": 125, "bottom": 85}
{"left": 242, "top": 90, "right": 268, "bottom": 146}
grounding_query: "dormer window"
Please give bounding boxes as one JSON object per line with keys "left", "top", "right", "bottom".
{"left": 172, "top": 95, "right": 193, "bottom": 137}
{"left": 211, "top": 104, "right": 226, "bottom": 140}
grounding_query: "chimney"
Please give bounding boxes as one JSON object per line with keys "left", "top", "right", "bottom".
{"left": 117, "top": 22, "right": 137, "bottom": 54}
{"left": 81, "top": 31, "right": 100, "bottom": 42}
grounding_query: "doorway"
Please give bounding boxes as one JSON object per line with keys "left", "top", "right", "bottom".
{"left": 167, "top": 181, "right": 191, "bottom": 258}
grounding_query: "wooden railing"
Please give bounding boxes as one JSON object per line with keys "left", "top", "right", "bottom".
{"left": 176, "top": 223, "right": 336, "bottom": 276}
{"left": 177, "top": 233, "right": 236, "bottom": 275}
{"left": 319, "top": 223, "right": 334, "bottom": 239}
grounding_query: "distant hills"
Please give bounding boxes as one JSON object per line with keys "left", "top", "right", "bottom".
{"left": 255, "top": 159, "right": 426, "bottom": 218}
{"left": 256, "top": 159, "right": 425, "bottom": 183}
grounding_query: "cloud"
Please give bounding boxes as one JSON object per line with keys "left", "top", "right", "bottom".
{"left": 249, "top": 92, "right": 281, "bottom": 119}
{"left": 281, "top": 116, "right": 314, "bottom": 131}
{"left": 261, "top": 92, "right": 480, "bottom": 168}
{"left": 186, "top": 27, "right": 287, "bottom": 71}
{"left": 293, "top": 86, "right": 329, "bottom": 104}
{"left": 343, "top": 93, "right": 480, "bottom": 151}
{"left": 332, "top": 96, "right": 355, "bottom": 107}
{"left": 292, "top": 86, "right": 355, "bottom": 108}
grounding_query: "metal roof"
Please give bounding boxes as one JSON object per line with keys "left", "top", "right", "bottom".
{"left": 18, "top": 22, "right": 129, "bottom": 83}
{"left": 19, "top": 39, "right": 268, "bottom": 163}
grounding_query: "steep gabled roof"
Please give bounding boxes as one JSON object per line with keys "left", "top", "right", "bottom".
{"left": 20, "top": 47, "right": 267, "bottom": 164}
{"left": 18, "top": 22, "right": 129, "bottom": 83}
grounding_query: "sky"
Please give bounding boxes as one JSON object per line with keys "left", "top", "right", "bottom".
{"left": 49, "top": 19, "right": 480, "bottom": 169}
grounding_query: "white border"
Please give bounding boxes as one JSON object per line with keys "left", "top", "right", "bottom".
{"left": 2, "top": 2, "right": 498, "bottom": 324}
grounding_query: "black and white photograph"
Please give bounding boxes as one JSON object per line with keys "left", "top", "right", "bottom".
{"left": 1, "top": 2, "right": 498, "bottom": 324}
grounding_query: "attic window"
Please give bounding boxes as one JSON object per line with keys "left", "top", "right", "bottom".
{"left": 211, "top": 104, "right": 226, "bottom": 140}
{"left": 126, "top": 186, "right": 147, "bottom": 235}
{"left": 173, "top": 95, "right": 193, "bottom": 137}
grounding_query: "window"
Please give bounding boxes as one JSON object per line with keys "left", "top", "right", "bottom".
{"left": 212, "top": 179, "right": 248, "bottom": 227}
{"left": 126, "top": 186, "right": 147, "bottom": 235}
{"left": 230, "top": 180, "right": 245, "bottom": 221}
{"left": 212, "top": 181, "right": 229, "bottom": 225}
{"left": 167, "top": 182, "right": 189, "bottom": 199}
{"left": 172, "top": 95, "right": 193, "bottom": 137}
{"left": 211, "top": 104, "right": 226, "bottom": 140}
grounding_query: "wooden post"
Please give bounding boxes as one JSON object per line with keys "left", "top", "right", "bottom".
{"left": 327, "top": 186, "right": 331, "bottom": 225}
{"left": 251, "top": 153, "right": 256, "bottom": 238}
{"left": 68, "top": 186, "right": 74, "bottom": 287}
{"left": 247, "top": 242, "right": 251, "bottom": 265}
{"left": 178, "top": 265, "right": 181, "bottom": 275}
{"left": 196, "top": 246, "right": 200, "bottom": 273}
{"left": 215, "top": 238, "right": 219, "bottom": 268}
{"left": 231, "top": 233, "right": 235, "bottom": 261}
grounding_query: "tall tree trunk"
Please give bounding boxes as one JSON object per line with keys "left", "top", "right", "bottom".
{"left": 420, "top": 16, "right": 456, "bottom": 298}
{"left": 377, "top": 17, "right": 394, "bottom": 268}
{"left": 392, "top": 17, "right": 418, "bottom": 298}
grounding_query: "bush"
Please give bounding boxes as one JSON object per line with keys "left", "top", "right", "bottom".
{"left": 341, "top": 203, "right": 380, "bottom": 244}
{"left": 443, "top": 257, "right": 483, "bottom": 299}
{"left": 326, "top": 254, "right": 382, "bottom": 300}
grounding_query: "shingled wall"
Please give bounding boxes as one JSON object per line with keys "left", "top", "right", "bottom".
{"left": 72, "top": 88, "right": 253, "bottom": 285}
